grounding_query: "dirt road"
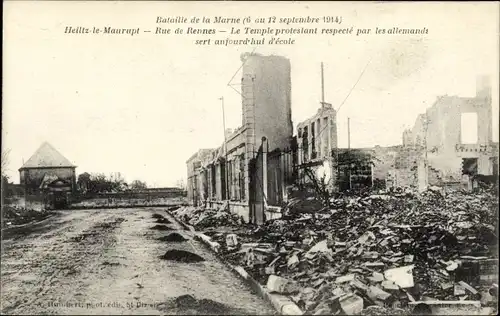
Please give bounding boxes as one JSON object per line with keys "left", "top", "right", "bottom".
{"left": 0, "top": 208, "right": 276, "bottom": 315}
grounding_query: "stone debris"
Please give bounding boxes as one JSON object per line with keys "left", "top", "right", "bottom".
{"left": 339, "top": 293, "right": 364, "bottom": 315}
{"left": 2, "top": 205, "right": 53, "bottom": 228}
{"left": 335, "top": 274, "right": 355, "bottom": 284}
{"left": 266, "top": 275, "right": 300, "bottom": 294}
{"left": 489, "top": 284, "right": 498, "bottom": 298}
{"left": 173, "top": 186, "right": 498, "bottom": 315}
{"left": 226, "top": 234, "right": 239, "bottom": 249}
{"left": 384, "top": 265, "right": 414, "bottom": 288}
{"left": 409, "top": 300, "right": 496, "bottom": 315}
{"left": 172, "top": 204, "right": 244, "bottom": 229}
{"left": 459, "top": 281, "right": 479, "bottom": 295}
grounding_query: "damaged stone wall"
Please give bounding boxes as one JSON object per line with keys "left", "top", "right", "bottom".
{"left": 241, "top": 54, "right": 293, "bottom": 155}
{"left": 186, "top": 149, "right": 214, "bottom": 205}
{"left": 297, "top": 104, "right": 338, "bottom": 165}
{"left": 296, "top": 146, "right": 415, "bottom": 192}
{"left": 239, "top": 54, "right": 294, "bottom": 203}
{"left": 399, "top": 76, "right": 497, "bottom": 188}
{"left": 333, "top": 149, "right": 373, "bottom": 191}
{"left": 172, "top": 185, "right": 499, "bottom": 315}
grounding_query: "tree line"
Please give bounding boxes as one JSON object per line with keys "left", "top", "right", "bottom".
{"left": 77, "top": 172, "right": 148, "bottom": 194}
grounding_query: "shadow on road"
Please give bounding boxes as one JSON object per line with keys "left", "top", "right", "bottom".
{"left": 159, "top": 249, "right": 205, "bottom": 263}
{"left": 157, "top": 294, "right": 245, "bottom": 315}
{"left": 157, "top": 232, "right": 189, "bottom": 242}
{"left": 150, "top": 224, "right": 175, "bottom": 231}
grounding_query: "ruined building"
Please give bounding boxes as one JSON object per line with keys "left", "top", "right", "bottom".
{"left": 186, "top": 53, "right": 293, "bottom": 223}
{"left": 296, "top": 74, "right": 498, "bottom": 193}
{"left": 398, "top": 75, "right": 498, "bottom": 190}
{"left": 19, "top": 142, "right": 77, "bottom": 194}
{"left": 294, "top": 61, "right": 339, "bottom": 191}
{"left": 185, "top": 149, "right": 214, "bottom": 205}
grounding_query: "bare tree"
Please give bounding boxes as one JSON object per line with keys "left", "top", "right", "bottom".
{"left": 89, "top": 173, "right": 110, "bottom": 193}
{"left": 1, "top": 149, "right": 12, "bottom": 201}
{"left": 303, "top": 166, "right": 331, "bottom": 207}
{"left": 109, "top": 172, "right": 127, "bottom": 192}
{"left": 130, "top": 180, "right": 147, "bottom": 190}
{"left": 1, "top": 148, "right": 11, "bottom": 180}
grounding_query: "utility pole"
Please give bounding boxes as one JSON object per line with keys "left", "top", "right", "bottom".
{"left": 220, "top": 96, "right": 227, "bottom": 157}
{"left": 422, "top": 113, "right": 429, "bottom": 192}
{"left": 348, "top": 117, "right": 351, "bottom": 190}
{"left": 347, "top": 117, "right": 351, "bottom": 150}
{"left": 219, "top": 97, "right": 229, "bottom": 200}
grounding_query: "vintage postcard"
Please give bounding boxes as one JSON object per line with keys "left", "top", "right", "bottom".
{"left": 1, "top": 1, "right": 498, "bottom": 315}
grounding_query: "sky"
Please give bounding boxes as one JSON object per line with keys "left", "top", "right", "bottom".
{"left": 2, "top": 1, "right": 499, "bottom": 187}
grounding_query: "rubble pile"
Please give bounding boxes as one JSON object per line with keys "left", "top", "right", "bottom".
{"left": 1, "top": 205, "right": 52, "bottom": 228}
{"left": 171, "top": 204, "right": 245, "bottom": 229}
{"left": 172, "top": 187, "right": 498, "bottom": 314}
{"left": 243, "top": 188, "right": 498, "bottom": 314}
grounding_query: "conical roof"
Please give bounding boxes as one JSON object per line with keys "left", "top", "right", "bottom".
{"left": 19, "top": 142, "right": 75, "bottom": 170}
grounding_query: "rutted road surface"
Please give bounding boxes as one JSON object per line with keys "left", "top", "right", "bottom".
{"left": 1, "top": 208, "right": 276, "bottom": 315}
